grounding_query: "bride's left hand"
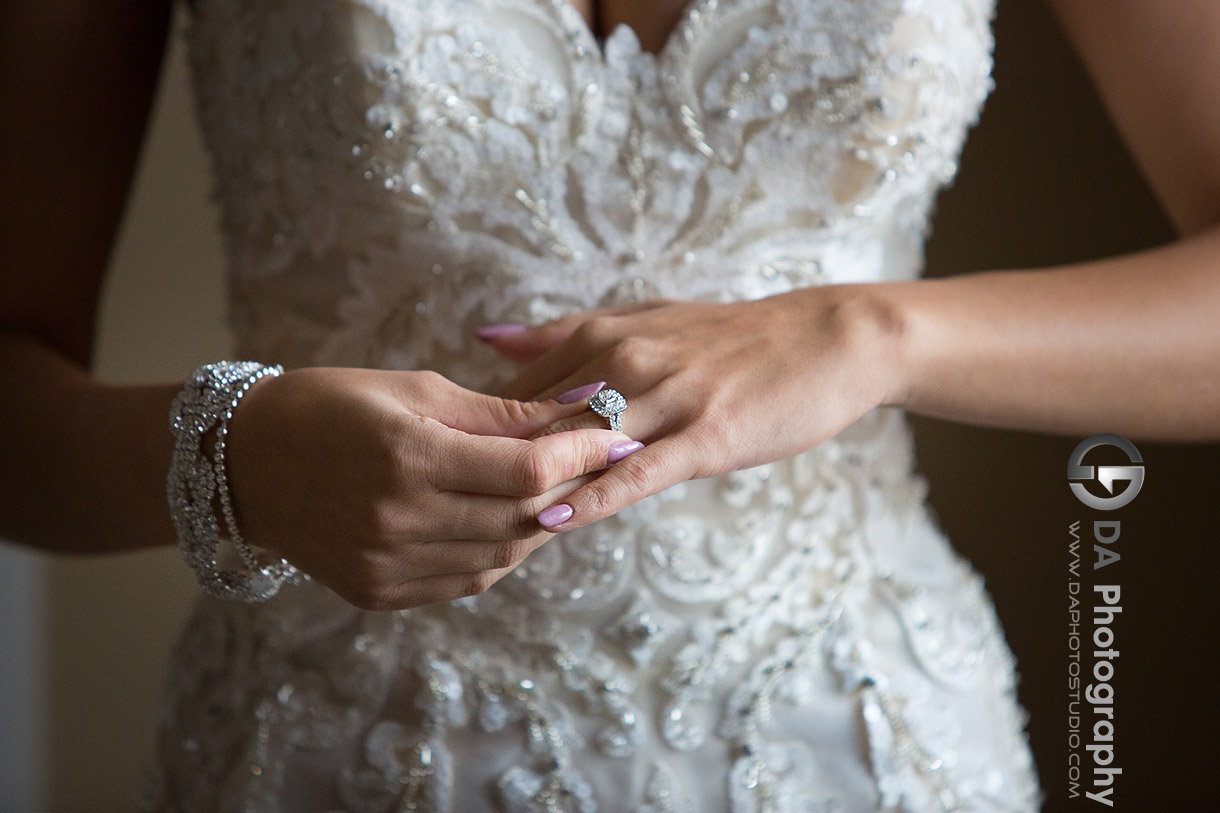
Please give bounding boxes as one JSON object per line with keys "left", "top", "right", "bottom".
{"left": 481, "top": 284, "right": 908, "bottom": 531}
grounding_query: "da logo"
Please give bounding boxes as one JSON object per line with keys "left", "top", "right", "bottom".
{"left": 1067, "top": 433, "right": 1144, "bottom": 511}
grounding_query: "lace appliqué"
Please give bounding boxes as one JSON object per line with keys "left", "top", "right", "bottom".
{"left": 187, "top": 0, "right": 996, "bottom": 381}
{"left": 148, "top": 0, "right": 1044, "bottom": 810}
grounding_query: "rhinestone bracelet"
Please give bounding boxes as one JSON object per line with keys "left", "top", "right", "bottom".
{"left": 166, "top": 361, "right": 307, "bottom": 601}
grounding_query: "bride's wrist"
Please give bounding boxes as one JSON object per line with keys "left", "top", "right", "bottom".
{"left": 861, "top": 276, "right": 965, "bottom": 415}
{"left": 783, "top": 281, "right": 914, "bottom": 410}
{"left": 167, "top": 360, "right": 307, "bottom": 601}
{"left": 858, "top": 281, "right": 920, "bottom": 410}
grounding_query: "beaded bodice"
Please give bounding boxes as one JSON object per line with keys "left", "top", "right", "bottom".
{"left": 152, "top": 1, "right": 1042, "bottom": 811}
{"left": 188, "top": 0, "right": 995, "bottom": 387}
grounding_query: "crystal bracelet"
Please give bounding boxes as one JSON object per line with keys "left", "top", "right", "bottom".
{"left": 166, "top": 361, "right": 307, "bottom": 601}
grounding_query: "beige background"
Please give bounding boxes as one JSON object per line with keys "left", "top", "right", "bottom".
{"left": 37, "top": 9, "right": 228, "bottom": 810}
{"left": 2, "top": 1, "right": 1216, "bottom": 810}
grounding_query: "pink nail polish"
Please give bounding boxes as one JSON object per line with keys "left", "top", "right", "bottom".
{"left": 607, "top": 440, "right": 644, "bottom": 463}
{"left": 476, "top": 323, "right": 527, "bottom": 341}
{"left": 555, "top": 381, "right": 606, "bottom": 405}
{"left": 537, "top": 503, "right": 574, "bottom": 528}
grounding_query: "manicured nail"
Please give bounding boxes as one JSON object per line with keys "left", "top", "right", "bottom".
{"left": 476, "top": 323, "right": 527, "bottom": 341}
{"left": 537, "top": 503, "right": 574, "bottom": 528}
{"left": 555, "top": 381, "right": 606, "bottom": 405}
{"left": 607, "top": 440, "right": 644, "bottom": 464}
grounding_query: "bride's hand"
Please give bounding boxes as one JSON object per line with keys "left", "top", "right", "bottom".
{"left": 222, "top": 367, "right": 636, "bottom": 609}
{"left": 482, "top": 285, "right": 907, "bottom": 530}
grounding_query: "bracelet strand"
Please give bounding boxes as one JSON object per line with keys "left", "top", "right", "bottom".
{"left": 167, "top": 361, "right": 307, "bottom": 601}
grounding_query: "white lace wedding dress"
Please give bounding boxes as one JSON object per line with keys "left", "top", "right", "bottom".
{"left": 143, "top": 0, "right": 1042, "bottom": 810}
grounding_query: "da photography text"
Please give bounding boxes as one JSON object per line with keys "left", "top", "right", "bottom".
{"left": 1065, "top": 433, "right": 1143, "bottom": 806}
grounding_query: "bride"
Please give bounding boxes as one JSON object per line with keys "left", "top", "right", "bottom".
{"left": 3, "top": 0, "right": 1218, "bottom": 810}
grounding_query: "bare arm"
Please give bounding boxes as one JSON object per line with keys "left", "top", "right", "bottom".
{"left": 0, "top": 0, "right": 176, "bottom": 552}
{"left": 882, "top": 228, "right": 1220, "bottom": 441}
{"left": 476, "top": 0, "right": 1220, "bottom": 532}
{"left": 877, "top": 0, "right": 1220, "bottom": 441}
{"left": 0, "top": 2, "right": 633, "bottom": 615}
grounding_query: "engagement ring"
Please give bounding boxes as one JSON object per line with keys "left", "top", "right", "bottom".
{"left": 589, "top": 388, "right": 627, "bottom": 432}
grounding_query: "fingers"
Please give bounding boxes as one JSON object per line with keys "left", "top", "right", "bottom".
{"left": 425, "top": 470, "right": 599, "bottom": 541}
{"left": 528, "top": 406, "right": 636, "bottom": 442}
{"left": 389, "top": 534, "right": 552, "bottom": 580}
{"left": 476, "top": 302, "right": 669, "bottom": 364}
{"left": 528, "top": 382, "right": 679, "bottom": 443}
{"left": 493, "top": 305, "right": 675, "bottom": 402}
{"left": 355, "top": 472, "right": 607, "bottom": 604}
{"left": 430, "top": 424, "right": 634, "bottom": 496}
{"left": 420, "top": 374, "right": 574, "bottom": 438}
{"left": 364, "top": 564, "right": 521, "bottom": 610}
{"left": 495, "top": 338, "right": 592, "bottom": 402}
{"left": 533, "top": 437, "right": 696, "bottom": 533}
{"left": 476, "top": 316, "right": 580, "bottom": 364}
{"left": 359, "top": 434, "right": 672, "bottom": 610}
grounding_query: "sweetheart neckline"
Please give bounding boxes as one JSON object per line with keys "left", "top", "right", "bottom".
{"left": 540, "top": 0, "right": 712, "bottom": 64}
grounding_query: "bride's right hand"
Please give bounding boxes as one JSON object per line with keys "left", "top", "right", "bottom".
{"left": 222, "top": 367, "right": 632, "bottom": 610}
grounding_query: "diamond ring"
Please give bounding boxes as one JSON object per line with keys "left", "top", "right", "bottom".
{"left": 588, "top": 388, "right": 627, "bottom": 432}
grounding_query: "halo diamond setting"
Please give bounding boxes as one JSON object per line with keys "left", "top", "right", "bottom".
{"left": 589, "top": 388, "right": 627, "bottom": 432}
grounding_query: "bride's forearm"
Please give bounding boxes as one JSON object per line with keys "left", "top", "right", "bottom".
{"left": 0, "top": 332, "right": 179, "bottom": 553}
{"left": 869, "top": 224, "right": 1220, "bottom": 441}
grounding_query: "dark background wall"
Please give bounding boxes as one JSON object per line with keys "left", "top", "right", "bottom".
{"left": 919, "top": 2, "right": 1219, "bottom": 809}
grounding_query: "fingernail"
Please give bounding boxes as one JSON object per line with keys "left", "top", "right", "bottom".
{"left": 607, "top": 440, "right": 644, "bottom": 464}
{"left": 537, "top": 503, "right": 574, "bottom": 528}
{"left": 555, "top": 381, "right": 606, "bottom": 405}
{"left": 476, "top": 323, "right": 527, "bottom": 341}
